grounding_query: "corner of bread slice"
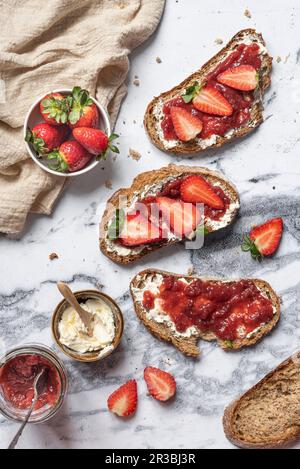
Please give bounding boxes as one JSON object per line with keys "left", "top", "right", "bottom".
{"left": 144, "top": 28, "right": 272, "bottom": 155}
{"left": 223, "top": 351, "right": 300, "bottom": 448}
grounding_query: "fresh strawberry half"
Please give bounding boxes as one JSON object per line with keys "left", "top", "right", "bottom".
{"left": 47, "top": 140, "right": 92, "bottom": 173}
{"left": 25, "top": 123, "right": 69, "bottom": 155}
{"left": 242, "top": 218, "right": 283, "bottom": 260}
{"left": 68, "top": 86, "right": 99, "bottom": 129}
{"left": 170, "top": 107, "right": 203, "bottom": 142}
{"left": 144, "top": 367, "right": 176, "bottom": 402}
{"left": 40, "top": 92, "right": 71, "bottom": 126}
{"left": 180, "top": 175, "right": 224, "bottom": 209}
{"left": 119, "top": 212, "right": 162, "bottom": 247}
{"left": 157, "top": 196, "right": 201, "bottom": 238}
{"left": 73, "top": 127, "right": 119, "bottom": 159}
{"left": 217, "top": 65, "right": 258, "bottom": 91}
{"left": 193, "top": 85, "right": 233, "bottom": 116}
{"left": 107, "top": 380, "right": 137, "bottom": 417}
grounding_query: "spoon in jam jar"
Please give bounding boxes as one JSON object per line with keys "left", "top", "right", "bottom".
{"left": 57, "top": 282, "right": 93, "bottom": 336}
{"left": 8, "top": 367, "right": 47, "bottom": 450}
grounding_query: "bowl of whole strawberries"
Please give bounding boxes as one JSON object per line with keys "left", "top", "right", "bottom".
{"left": 24, "top": 87, "right": 119, "bottom": 177}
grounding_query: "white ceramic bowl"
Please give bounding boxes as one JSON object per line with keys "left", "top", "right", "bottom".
{"left": 24, "top": 88, "right": 111, "bottom": 177}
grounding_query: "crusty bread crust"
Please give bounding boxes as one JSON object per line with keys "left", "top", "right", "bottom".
{"left": 223, "top": 352, "right": 300, "bottom": 448}
{"left": 99, "top": 165, "right": 240, "bottom": 265}
{"left": 130, "top": 269, "right": 280, "bottom": 357}
{"left": 144, "top": 29, "right": 272, "bottom": 154}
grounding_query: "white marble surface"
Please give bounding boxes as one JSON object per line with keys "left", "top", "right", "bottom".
{"left": 1, "top": 0, "right": 300, "bottom": 449}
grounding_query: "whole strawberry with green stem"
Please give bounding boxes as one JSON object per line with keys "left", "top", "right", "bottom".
{"left": 68, "top": 87, "right": 99, "bottom": 129}
{"left": 72, "top": 127, "right": 119, "bottom": 159}
{"left": 47, "top": 141, "right": 92, "bottom": 173}
{"left": 40, "top": 92, "right": 72, "bottom": 126}
{"left": 242, "top": 218, "right": 283, "bottom": 260}
{"left": 25, "top": 123, "right": 69, "bottom": 156}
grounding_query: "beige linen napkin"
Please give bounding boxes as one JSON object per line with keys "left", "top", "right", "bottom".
{"left": 0, "top": 0, "right": 165, "bottom": 234}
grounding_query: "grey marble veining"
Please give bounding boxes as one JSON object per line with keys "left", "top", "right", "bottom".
{"left": 1, "top": 0, "right": 300, "bottom": 449}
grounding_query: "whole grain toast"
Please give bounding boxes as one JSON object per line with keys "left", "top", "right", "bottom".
{"left": 144, "top": 29, "right": 272, "bottom": 154}
{"left": 99, "top": 164, "right": 240, "bottom": 265}
{"left": 223, "top": 351, "right": 300, "bottom": 448}
{"left": 130, "top": 269, "right": 280, "bottom": 357}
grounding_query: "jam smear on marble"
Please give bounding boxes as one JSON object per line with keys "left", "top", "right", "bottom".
{"left": 161, "top": 43, "right": 261, "bottom": 141}
{"left": 142, "top": 276, "right": 274, "bottom": 341}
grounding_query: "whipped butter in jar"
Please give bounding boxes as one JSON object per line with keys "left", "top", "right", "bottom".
{"left": 58, "top": 298, "right": 115, "bottom": 354}
{"left": 52, "top": 290, "right": 124, "bottom": 362}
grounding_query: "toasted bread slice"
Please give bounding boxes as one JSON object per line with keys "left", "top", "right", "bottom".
{"left": 99, "top": 165, "right": 240, "bottom": 265}
{"left": 145, "top": 29, "right": 272, "bottom": 154}
{"left": 130, "top": 269, "right": 280, "bottom": 357}
{"left": 223, "top": 352, "right": 300, "bottom": 448}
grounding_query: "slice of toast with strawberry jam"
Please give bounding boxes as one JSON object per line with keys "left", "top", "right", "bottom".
{"left": 99, "top": 165, "right": 240, "bottom": 265}
{"left": 145, "top": 29, "right": 272, "bottom": 154}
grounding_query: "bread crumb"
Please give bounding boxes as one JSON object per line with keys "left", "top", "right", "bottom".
{"left": 133, "top": 119, "right": 136, "bottom": 124}
{"left": 105, "top": 179, "right": 112, "bottom": 189}
{"left": 276, "top": 56, "right": 282, "bottom": 63}
{"left": 156, "top": 56, "right": 162, "bottom": 63}
{"left": 133, "top": 79, "right": 140, "bottom": 86}
{"left": 96, "top": 282, "right": 104, "bottom": 290}
{"left": 187, "top": 266, "right": 195, "bottom": 276}
{"left": 49, "top": 252, "right": 58, "bottom": 261}
{"left": 128, "top": 148, "right": 141, "bottom": 161}
{"left": 284, "top": 53, "right": 290, "bottom": 63}
{"left": 214, "top": 38, "right": 223, "bottom": 45}
{"left": 244, "top": 8, "right": 251, "bottom": 18}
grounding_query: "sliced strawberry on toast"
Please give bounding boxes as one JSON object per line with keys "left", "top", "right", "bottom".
{"left": 170, "top": 107, "right": 203, "bottom": 142}
{"left": 217, "top": 65, "right": 258, "bottom": 91}
{"left": 192, "top": 86, "right": 233, "bottom": 116}
{"left": 157, "top": 196, "right": 201, "bottom": 238}
{"left": 180, "top": 175, "right": 224, "bottom": 209}
{"left": 119, "top": 213, "right": 162, "bottom": 247}
{"left": 144, "top": 367, "right": 176, "bottom": 402}
{"left": 242, "top": 218, "right": 283, "bottom": 260}
{"left": 107, "top": 380, "right": 138, "bottom": 417}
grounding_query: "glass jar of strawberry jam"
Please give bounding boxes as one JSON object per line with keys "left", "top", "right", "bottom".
{"left": 0, "top": 344, "right": 67, "bottom": 423}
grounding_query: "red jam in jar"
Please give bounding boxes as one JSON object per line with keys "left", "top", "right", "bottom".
{"left": 0, "top": 354, "right": 61, "bottom": 411}
{"left": 142, "top": 276, "right": 274, "bottom": 341}
{"left": 161, "top": 43, "right": 261, "bottom": 141}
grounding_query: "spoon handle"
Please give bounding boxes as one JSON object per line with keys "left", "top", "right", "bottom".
{"left": 57, "top": 282, "right": 93, "bottom": 335}
{"left": 7, "top": 404, "right": 35, "bottom": 450}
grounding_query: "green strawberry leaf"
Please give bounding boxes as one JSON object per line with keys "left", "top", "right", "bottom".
{"left": 224, "top": 340, "right": 234, "bottom": 348}
{"left": 195, "top": 224, "right": 209, "bottom": 237}
{"left": 183, "top": 81, "right": 201, "bottom": 103}
{"left": 68, "top": 109, "right": 81, "bottom": 124}
{"left": 241, "top": 235, "right": 262, "bottom": 261}
{"left": 109, "top": 144, "right": 119, "bottom": 154}
{"left": 108, "top": 209, "right": 125, "bottom": 240}
{"left": 72, "top": 86, "right": 82, "bottom": 100}
{"left": 109, "top": 133, "right": 119, "bottom": 142}
{"left": 25, "top": 129, "right": 33, "bottom": 143}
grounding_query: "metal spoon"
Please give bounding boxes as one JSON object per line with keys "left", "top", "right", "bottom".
{"left": 57, "top": 282, "right": 93, "bottom": 336}
{"left": 8, "top": 368, "right": 47, "bottom": 450}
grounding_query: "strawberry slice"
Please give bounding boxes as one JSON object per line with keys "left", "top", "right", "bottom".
{"left": 217, "top": 65, "right": 258, "bottom": 91}
{"left": 170, "top": 107, "right": 203, "bottom": 142}
{"left": 119, "top": 212, "right": 162, "bottom": 247}
{"left": 242, "top": 218, "right": 283, "bottom": 260}
{"left": 157, "top": 196, "right": 201, "bottom": 238}
{"left": 107, "top": 380, "right": 138, "bottom": 417}
{"left": 193, "top": 85, "right": 233, "bottom": 116}
{"left": 180, "top": 175, "right": 224, "bottom": 209}
{"left": 144, "top": 367, "right": 176, "bottom": 402}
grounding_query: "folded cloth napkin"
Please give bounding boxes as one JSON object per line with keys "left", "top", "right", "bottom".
{"left": 0, "top": 0, "right": 165, "bottom": 234}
